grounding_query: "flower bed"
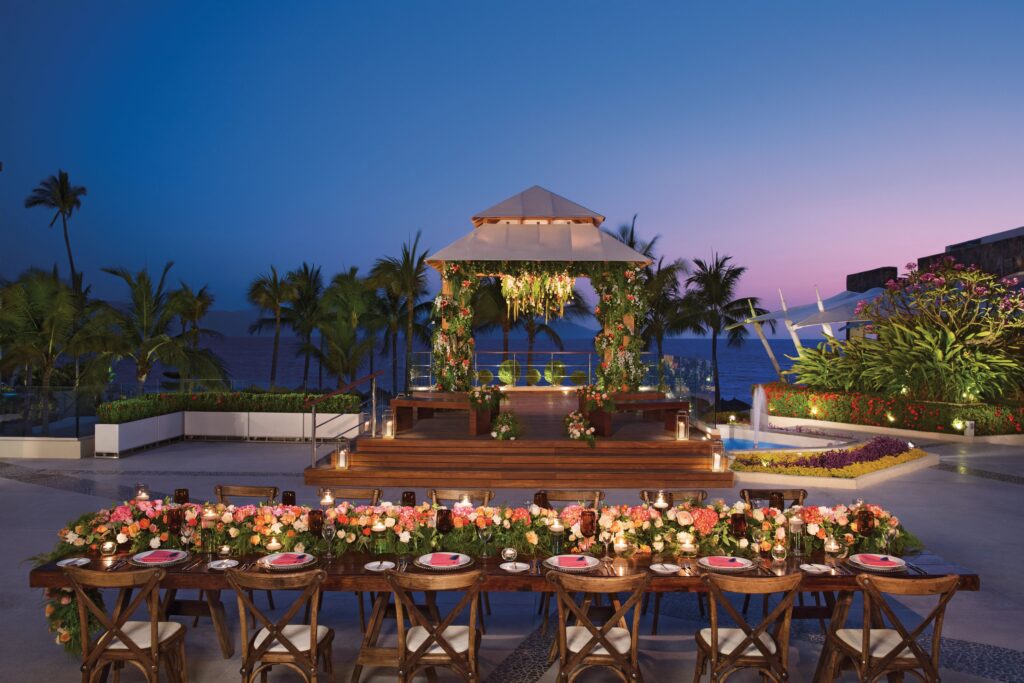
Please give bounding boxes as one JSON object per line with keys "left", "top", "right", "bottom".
{"left": 37, "top": 495, "right": 916, "bottom": 652}
{"left": 763, "top": 382, "right": 1024, "bottom": 436}
{"left": 732, "top": 437, "right": 927, "bottom": 478}
{"left": 96, "top": 392, "right": 361, "bottom": 424}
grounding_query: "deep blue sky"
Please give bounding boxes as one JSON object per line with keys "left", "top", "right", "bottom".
{"left": 2, "top": 2, "right": 1022, "bottom": 309}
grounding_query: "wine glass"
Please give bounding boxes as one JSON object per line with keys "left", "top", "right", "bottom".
{"left": 322, "top": 522, "right": 337, "bottom": 560}
{"left": 600, "top": 530, "right": 613, "bottom": 563}
{"left": 180, "top": 524, "right": 195, "bottom": 554}
{"left": 477, "top": 524, "right": 494, "bottom": 558}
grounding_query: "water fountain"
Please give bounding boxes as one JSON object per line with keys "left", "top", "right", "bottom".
{"left": 751, "top": 385, "right": 767, "bottom": 447}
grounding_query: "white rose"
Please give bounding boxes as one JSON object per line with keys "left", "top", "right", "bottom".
{"left": 116, "top": 533, "right": 128, "bottom": 544}
{"left": 654, "top": 518, "right": 663, "bottom": 528}
{"left": 398, "top": 531, "right": 411, "bottom": 544}
{"left": 149, "top": 537, "right": 161, "bottom": 549}
{"left": 653, "top": 541, "right": 664, "bottom": 552}
{"left": 221, "top": 512, "right": 233, "bottom": 524}
{"left": 228, "top": 527, "right": 240, "bottom": 538}
{"left": 666, "top": 508, "right": 677, "bottom": 521}
{"left": 739, "top": 538, "right": 749, "bottom": 549}
{"left": 752, "top": 509, "right": 765, "bottom": 522}
{"left": 732, "top": 501, "right": 746, "bottom": 513}
{"left": 491, "top": 432, "right": 497, "bottom": 438}
{"left": 529, "top": 504, "right": 542, "bottom": 516}
{"left": 294, "top": 543, "right": 305, "bottom": 553}
{"left": 503, "top": 519, "right": 511, "bottom": 529}
{"left": 642, "top": 521, "right": 651, "bottom": 531}
{"left": 807, "top": 523, "right": 820, "bottom": 537}
{"left": 677, "top": 511, "right": 693, "bottom": 526}
{"left": 385, "top": 517, "right": 396, "bottom": 528}
{"left": 346, "top": 533, "right": 356, "bottom": 543}
{"left": 510, "top": 436, "right": 516, "bottom": 440}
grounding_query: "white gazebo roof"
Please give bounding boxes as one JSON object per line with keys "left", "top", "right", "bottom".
{"left": 471, "top": 186, "right": 605, "bottom": 227}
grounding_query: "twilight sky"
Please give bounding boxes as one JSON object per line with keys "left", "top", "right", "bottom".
{"left": 2, "top": 2, "right": 1022, "bottom": 310}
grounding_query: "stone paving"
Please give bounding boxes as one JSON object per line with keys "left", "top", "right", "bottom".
{"left": 4, "top": 437, "right": 1023, "bottom": 681}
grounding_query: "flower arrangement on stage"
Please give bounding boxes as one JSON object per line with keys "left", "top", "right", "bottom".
{"left": 36, "top": 494, "right": 918, "bottom": 653}
{"left": 564, "top": 410, "right": 596, "bottom": 447}
{"left": 591, "top": 266, "right": 647, "bottom": 391}
{"left": 577, "top": 384, "right": 614, "bottom": 412}
{"left": 490, "top": 411, "right": 521, "bottom": 440}
{"left": 431, "top": 263, "right": 478, "bottom": 391}
{"left": 468, "top": 385, "right": 504, "bottom": 412}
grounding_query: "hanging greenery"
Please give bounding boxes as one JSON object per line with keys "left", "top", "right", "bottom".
{"left": 500, "top": 269, "right": 576, "bottom": 321}
{"left": 591, "top": 266, "right": 648, "bottom": 391}
{"left": 431, "top": 263, "right": 479, "bottom": 391}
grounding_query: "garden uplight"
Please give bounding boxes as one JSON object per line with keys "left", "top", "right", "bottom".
{"left": 886, "top": 412, "right": 896, "bottom": 423}
{"left": 810, "top": 406, "right": 819, "bottom": 416}
{"left": 952, "top": 419, "right": 965, "bottom": 431}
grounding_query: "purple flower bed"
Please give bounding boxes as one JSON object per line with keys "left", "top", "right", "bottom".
{"left": 791, "top": 437, "right": 911, "bottom": 470}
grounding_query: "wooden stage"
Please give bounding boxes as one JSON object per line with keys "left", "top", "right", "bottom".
{"left": 305, "top": 391, "right": 733, "bottom": 489}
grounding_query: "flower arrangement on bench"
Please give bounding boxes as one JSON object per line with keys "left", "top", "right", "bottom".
{"left": 577, "top": 384, "right": 614, "bottom": 412}
{"left": 490, "top": 411, "right": 521, "bottom": 440}
{"left": 564, "top": 410, "right": 596, "bottom": 447}
{"left": 468, "top": 385, "right": 504, "bottom": 412}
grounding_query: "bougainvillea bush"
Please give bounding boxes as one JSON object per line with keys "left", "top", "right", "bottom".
{"left": 97, "top": 392, "right": 361, "bottom": 424}
{"left": 788, "top": 258, "right": 1024, "bottom": 403}
{"left": 731, "top": 437, "right": 926, "bottom": 478}
{"left": 763, "top": 382, "right": 1024, "bottom": 435}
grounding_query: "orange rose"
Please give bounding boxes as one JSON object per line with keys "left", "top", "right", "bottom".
{"left": 160, "top": 532, "right": 169, "bottom": 542}
{"left": 139, "top": 518, "right": 151, "bottom": 530}
{"left": 250, "top": 534, "right": 261, "bottom": 546}
{"left": 453, "top": 517, "right": 465, "bottom": 529}
{"left": 816, "top": 528, "right": 826, "bottom": 540}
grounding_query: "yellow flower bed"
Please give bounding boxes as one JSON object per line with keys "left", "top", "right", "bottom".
{"left": 731, "top": 447, "right": 928, "bottom": 479}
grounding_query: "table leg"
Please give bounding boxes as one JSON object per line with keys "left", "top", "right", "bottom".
{"left": 204, "top": 589, "right": 234, "bottom": 659}
{"left": 813, "top": 590, "right": 852, "bottom": 682}
{"left": 352, "top": 592, "right": 394, "bottom": 683}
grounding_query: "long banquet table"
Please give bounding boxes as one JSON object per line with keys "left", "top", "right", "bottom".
{"left": 30, "top": 550, "right": 979, "bottom": 675}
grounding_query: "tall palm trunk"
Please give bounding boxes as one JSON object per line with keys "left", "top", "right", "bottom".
{"left": 710, "top": 328, "right": 720, "bottom": 413}
{"left": 270, "top": 311, "right": 281, "bottom": 387}
{"left": 318, "top": 335, "right": 324, "bottom": 389}
{"left": 656, "top": 336, "right": 665, "bottom": 390}
{"left": 61, "top": 212, "right": 77, "bottom": 283}
{"left": 301, "top": 333, "right": 311, "bottom": 391}
{"left": 404, "top": 299, "right": 414, "bottom": 393}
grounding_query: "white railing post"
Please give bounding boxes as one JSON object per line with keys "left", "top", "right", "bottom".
{"left": 371, "top": 376, "right": 378, "bottom": 436}
{"left": 310, "top": 404, "right": 317, "bottom": 468}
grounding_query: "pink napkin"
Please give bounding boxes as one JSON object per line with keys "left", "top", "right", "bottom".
{"left": 140, "top": 550, "right": 179, "bottom": 563}
{"left": 558, "top": 556, "right": 589, "bottom": 568}
{"left": 857, "top": 554, "right": 901, "bottom": 568}
{"left": 429, "top": 553, "right": 462, "bottom": 567}
{"left": 705, "top": 556, "right": 743, "bottom": 568}
{"left": 270, "top": 553, "right": 308, "bottom": 566}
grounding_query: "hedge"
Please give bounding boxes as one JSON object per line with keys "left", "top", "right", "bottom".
{"left": 97, "top": 392, "right": 362, "bottom": 424}
{"left": 763, "top": 382, "right": 1024, "bottom": 436}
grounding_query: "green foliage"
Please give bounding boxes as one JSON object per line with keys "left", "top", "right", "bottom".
{"left": 476, "top": 369, "right": 494, "bottom": 385}
{"left": 525, "top": 367, "right": 541, "bottom": 385}
{"left": 570, "top": 370, "right": 589, "bottom": 385}
{"left": 490, "top": 411, "right": 522, "bottom": 440}
{"left": 498, "top": 359, "right": 521, "bottom": 386}
{"left": 97, "top": 392, "right": 361, "bottom": 424}
{"left": 731, "top": 448, "right": 927, "bottom": 479}
{"left": 431, "top": 263, "right": 478, "bottom": 391}
{"left": 591, "top": 266, "right": 647, "bottom": 391}
{"left": 543, "top": 360, "right": 567, "bottom": 386}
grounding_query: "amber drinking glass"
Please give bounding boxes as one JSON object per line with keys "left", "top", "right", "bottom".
{"left": 436, "top": 507, "right": 454, "bottom": 534}
{"left": 281, "top": 491, "right": 296, "bottom": 506}
{"left": 308, "top": 509, "right": 325, "bottom": 536}
{"left": 173, "top": 489, "right": 190, "bottom": 505}
{"left": 580, "top": 509, "right": 597, "bottom": 540}
{"left": 166, "top": 508, "right": 183, "bottom": 536}
{"left": 401, "top": 491, "right": 417, "bottom": 507}
{"left": 730, "top": 512, "right": 748, "bottom": 538}
{"left": 857, "top": 508, "right": 875, "bottom": 535}
{"left": 533, "top": 491, "right": 550, "bottom": 509}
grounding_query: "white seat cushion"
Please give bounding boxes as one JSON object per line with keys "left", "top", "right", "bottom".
{"left": 836, "top": 628, "right": 915, "bottom": 659}
{"left": 698, "top": 628, "right": 777, "bottom": 657}
{"left": 566, "top": 626, "right": 631, "bottom": 655}
{"left": 406, "top": 625, "right": 470, "bottom": 654}
{"left": 107, "top": 621, "right": 183, "bottom": 649}
{"left": 254, "top": 624, "right": 330, "bottom": 653}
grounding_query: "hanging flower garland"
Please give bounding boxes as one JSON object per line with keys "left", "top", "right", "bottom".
{"left": 591, "top": 266, "right": 648, "bottom": 391}
{"left": 431, "top": 263, "right": 478, "bottom": 391}
{"left": 500, "top": 267, "right": 576, "bottom": 321}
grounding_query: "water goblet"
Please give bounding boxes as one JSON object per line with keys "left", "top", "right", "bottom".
{"left": 477, "top": 525, "right": 494, "bottom": 558}
{"left": 322, "top": 523, "right": 337, "bottom": 560}
{"left": 600, "top": 531, "right": 613, "bottom": 563}
{"left": 180, "top": 525, "right": 195, "bottom": 553}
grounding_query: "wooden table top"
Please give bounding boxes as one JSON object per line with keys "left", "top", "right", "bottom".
{"left": 30, "top": 550, "right": 979, "bottom": 593}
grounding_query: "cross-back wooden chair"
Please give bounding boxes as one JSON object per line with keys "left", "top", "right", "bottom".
{"left": 639, "top": 489, "right": 708, "bottom": 506}
{"left": 547, "top": 570, "right": 650, "bottom": 683}
{"left": 823, "top": 573, "right": 959, "bottom": 682}
{"left": 740, "top": 488, "right": 807, "bottom": 510}
{"left": 695, "top": 572, "right": 803, "bottom": 683}
{"left": 430, "top": 488, "right": 494, "bottom": 507}
{"left": 226, "top": 568, "right": 334, "bottom": 683}
{"left": 387, "top": 569, "right": 486, "bottom": 683}
{"left": 65, "top": 566, "right": 187, "bottom": 683}
{"left": 215, "top": 484, "right": 280, "bottom": 505}
{"left": 537, "top": 489, "right": 605, "bottom": 509}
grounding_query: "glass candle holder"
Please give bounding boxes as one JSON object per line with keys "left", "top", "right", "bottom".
{"left": 134, "top": 483, "right": 150, "bottom": 502}
{"left": 652, "top": 491, "right": 670, "bottom": 510}
{"left": 100, "top": 540, "right": 118, "bottom": 557}
{"left": 218, "top": 544, "right": 232, "bottom": 559}
{"left": 675, "top": 411, "right": 689, "bottom": 440}
{"left": 824, "top": 536, "right": 841, "bottom": 560}
{"left": 789, "top": 519, "right": 804, "bottom": 557}
{"left": 382, "top": 410, "right": 395, "bottom": 438}
{"left": 613, "top": 536, "right": 630, "bottom": 556}
{"left": 771, "top": 541, "right": 788, "bottom": 562}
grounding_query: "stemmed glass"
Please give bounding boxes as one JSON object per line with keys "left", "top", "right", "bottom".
{"left": 477, "top": 524, "right": 494, "bottom": 558}
{"left": 322, "top": 522, "right": 337, "bottom": 560}
{"left": 180, "top": 524, "right": 195, "bottom": 554}
{"left": 600, "top": 531, "right": 613, "bottom": 563}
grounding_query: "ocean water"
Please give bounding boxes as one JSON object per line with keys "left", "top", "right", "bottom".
{"left": 111, "top": 335, "right": 816, "bottom": 404}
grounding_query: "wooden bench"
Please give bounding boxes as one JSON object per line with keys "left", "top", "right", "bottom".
{"left": 390, "top": 395, "right": 494, "bottom": 436}
{"left": 581, "top": 395, "right": 689, "bottom": 437}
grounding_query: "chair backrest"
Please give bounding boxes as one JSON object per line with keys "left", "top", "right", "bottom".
{"left": 703, "top": 572, "right": 803, "bottom": 676}
{"left": 430, "top": 488, "right": 494, "bottom": 507}
{"left": 851, "top": 574, "right": 959, "bottom": 679}
{"left": 537, "top": 489, "right": 605, "bottom": 508}
{"left": 227, "top": 569, "right": 327, "bottom": 675}
{"left": 547, "top": 571, "right": 649, "bottom": 677}
{"left": 387, "top": 569, "right": 486, "bottom": 680}
{"left": 640, "top": 489, "right": 708, "bottom": 506}
{"left": 215, "top": 484, "right": 280, "bottom": 505}
{"left": 740, "top": 488, "right": 807, "bottom": 509}
{"left": 324, "top": 487, "right": 382, "bottom": 505}
{"left": 65, "top": 566, "right": 166, "bottom": 671}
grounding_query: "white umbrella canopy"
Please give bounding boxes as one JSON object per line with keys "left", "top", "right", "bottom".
{"left": 742, "top": 288, "right": 883, "bottom": 329}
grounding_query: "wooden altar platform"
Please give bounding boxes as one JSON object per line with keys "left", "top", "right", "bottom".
{"left": 305, "top": 391, "right": 733, "bottom": 489}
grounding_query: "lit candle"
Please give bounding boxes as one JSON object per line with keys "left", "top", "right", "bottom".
{"left": 550, "top": 519, "right": 565, "bottom": 534}
{"left": 712, "top": 451, "right": 724, "bottom": 472}
{"left": 202, "top": 506, "right": 218, "bottom": 527}
{"left": 266, "top": 537, "right": 282, "bottom": 552}
{"left": 134, "top": 483, "right": 150, "bottom": 502}
{"left": 455, "top": 494, "right": 472, "bottom": 511}
{"left": 371, "top": 520, "right": 387, "bottom": 533}
{"left": 320, "top": 490, "right": 334, "bottom": 507}
{"left": 613, "top": 536, "right": 629, "bottom": 554}
{"left": 653, "top": 491, "right": 669, "bottom": 510}
{"left": 218, "top": 544, "right": 232, "bottom": 558}
{"left": 824, "top": 536, "right": 841, "bottom": 557}
{"left": 100, "top": 541, "right": 117, "bottom": 557}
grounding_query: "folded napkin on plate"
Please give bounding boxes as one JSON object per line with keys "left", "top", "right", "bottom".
{"left": 270, "top": 553, "right": 308, "bottom": 566}
{"left": 140, "top": 550, "right": 180, "bottom": 563}
{"left": 557, "top": 556, "right": 589, "bottom": 568}
{"left": 704, "top": 556, "right": 742, "bottom": 567}
{"left": 857, "top": 554, "right": 901, "bottom": 568}
{"left": 429, "top": 553, "right": 462, "bottom": 567}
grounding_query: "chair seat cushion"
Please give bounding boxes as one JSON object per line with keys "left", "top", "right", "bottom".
{"left": 566, "top": 626, "right": 631, "bottom": 656}
{"left": 698, "top": 627, "right": 777, "bottom": 657}
{"left": 836, "top": 628, "right": 915, "bottom": 659}
{"left": 108, "top": 621, "right": 183, "bottom": 649}
{"left": 254, "top": 624, "right": 330, "bottom": 653}
{"left": 406, "top": 625, "right": 470, "bottom": 654}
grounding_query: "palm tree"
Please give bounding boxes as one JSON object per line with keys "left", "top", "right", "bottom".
{"left": 604, "top": 214, "right": 658, "bottom": 259}
{"left": 370, "top": 232, "right": 430, "bottom": 393}
{"left": 685, "top": 254, "right": 768, "bottom": 412}
{"left": 169, "top": 283, "right": 220, "bottom": 392}
{"left": 372, "top": 288, "right": 405, "bottom": 394}
{"left": 472, "top": 278, "right": 518, "bottom": 362}
{"left": 641, "top": 256, "right": 692, "bottom": 388}
{"left": 286, "top": 263, "right": 324, "bottom": 391}
{"left": 24, "top": 171, "right": 87, "bottom": 283}
{"left": 315, "top": 268, "right": 375, "bottom": 385}
{"left": 248, "top": 266, "right": 296, "bottom": 388}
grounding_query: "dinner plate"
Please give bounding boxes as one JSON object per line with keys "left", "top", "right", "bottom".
{"left": 207, "top": 559, "right": 239, "bottom": 571}
{"left": 543, "top": 554, "right": 600, "bottom": 573}
{"left": 500, "top": 561, "right": 531, "bottom": 573}
{"left": 650, "top": 562, "right": 682, "bottom": 575}
{"left": 130, "top": 549, "right": 190, "bottom": 567}
{"left": 799, "top": 563, "right": 832, "bottom": 574}
{"left": 364, "top": 560, "right": 396, "bottom": 572}
{"left": 56, "top": 557, "right": 91, "bottom": 568}
{"left": 259, "top": 552, "right": 317, "bottom": 571}
{"left": 848, "top": 553, "right": 906, "bottom": 572}
{"left": 698, "top": 556, "right": 755, "bottom": 573}
{"left": 415, "top": 553, "right": 473, "bottom": 571}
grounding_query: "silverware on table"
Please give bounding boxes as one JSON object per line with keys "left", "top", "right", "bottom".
{"left": 906, "top": 562, "right": 927, "bottom": 576}
{"left": 105, "top": 559, "right": 127, "bottom": 572}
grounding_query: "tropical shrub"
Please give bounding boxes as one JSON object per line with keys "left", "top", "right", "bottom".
{"left": 97, "top": 392, "right": 361, "bottom": 424}
{"left": 476, "top": 369, "right": 494, "bottom": 385}
{"left": 731, "top": 438, "right": 926, "bottom": 478}
{"left": 544, "top": 359, "right": 567, "bottom": 386}
{"left": 525, "top": 367, "right": 541, "bottom": 386}
{"left": 490, "top": 412, "right": 521, "bottom": 440}
{"left": 762, "top": 382, "right": 1024, "bottom": 435}
{"left": 498, "top": 359, "right": 521, "bottom": 386}
{"left": 570, "top": 370, "right": 589, "bottom": 386}
{"left": 788, "top": 259, "right": 1024, "bottom": 403}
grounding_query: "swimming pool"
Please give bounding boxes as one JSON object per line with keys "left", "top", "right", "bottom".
{"left": 721, "top": 438, "right": 790, "bottom": 450}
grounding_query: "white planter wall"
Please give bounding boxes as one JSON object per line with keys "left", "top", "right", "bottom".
{"left": 185, "top": 411, "right": 249, "bottom": 439}
{"left": 249, "top": 412, "right": 305, "bottom": 439}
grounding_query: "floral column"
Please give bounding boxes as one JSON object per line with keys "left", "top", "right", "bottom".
{"left": 591, "top": 265, "right": 647, "bottom": 392}
{"left": 431, "top": 263, "right": 478, "bottom": 391}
